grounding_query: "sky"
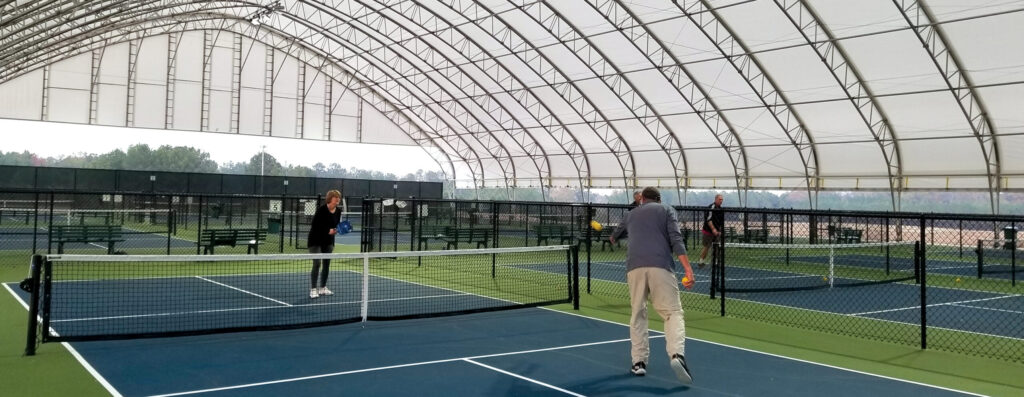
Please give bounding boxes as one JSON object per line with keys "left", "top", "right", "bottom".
{"left": 0, "top": 118, "right": 441, "bottom": 176}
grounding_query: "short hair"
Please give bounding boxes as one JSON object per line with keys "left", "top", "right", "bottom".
{"left": 641, "top": 187, "right": 661, "bottom": 202}
{"left": 326, "top": 190, "right": 341, "bottom": 202}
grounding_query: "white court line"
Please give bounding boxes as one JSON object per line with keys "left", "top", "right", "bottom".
{"left": 464, "top": 358, "right": 584, "bottom": 396}
{"left": 850, "top": 294, "right": 1021, "bottom": 316}
{"left": 52, "top": 293, "right": 468, "bottom": 323}
{"left": 4, "top": 280, "right": 983, "bottom": 397}
{"left": 194, "top": 276, "right": 291, "bottom": 306}
{"left": 3, "top": 283, "right": 123, "bottom": 397}
{"left": 949, "top": 303, "right": 1024, "bottom": 315}
{"left": 145, "top": 337, "right": 635, "bottom": 397}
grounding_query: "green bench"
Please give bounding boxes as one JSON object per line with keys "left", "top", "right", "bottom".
{"left": 836, "top": 228, "right": 863, "bottom": 244}
{"left": 584, "top": 228, "right": 618, "bottom": 251}
{"left": 535, "top": 224, "right": 573, "bottom": 246}
{"left": 416, "top": 225, "right": 451, "bottom": 249}
{"left": 200, "top": 228, "right": 267, "bottom": 254}
{"left": 742, "top": 228, "right": 769, "bottom": 243}
{"left": 442, "top": 227, "right": 491, "bottom": 250}
{"left": 52, "top": 225, "right": 124, "bottom": 254}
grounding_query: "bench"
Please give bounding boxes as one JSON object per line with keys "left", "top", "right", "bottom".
{"left": 723, "top": 226, "right": 740, "bottom": 242}
{"left": 584, "top": 228, "right": 618, "bottom": 251}
{"left": 416, "top": 225, "right": 451, "bottom": 249}
{"left": 836, "top": 228, "right": 863, "bottom": 244}
{"left": 535, "top": 224, "right": 573, "bottom": 246}
{"left": 442, "top": 227, "right": 491, "bottom": 250}
{"left": 52, "top": 225, "right": 124, "bottom": 254}
{"left": 200, "top": 228, "right": 267, "bottom": 254}
{"left": 741, "top": 228, "right": 769, "bottom": 243}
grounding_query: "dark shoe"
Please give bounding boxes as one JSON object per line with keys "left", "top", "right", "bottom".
{"left": 670, "top": 354, "right": 692, "bottom": 384}
{"left": 631, "top": 361, "right": 646, "bottom": 376}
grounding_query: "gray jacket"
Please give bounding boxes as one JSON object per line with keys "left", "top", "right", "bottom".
{"left": 610, "top": 202, "right": 687, "bottom": 272}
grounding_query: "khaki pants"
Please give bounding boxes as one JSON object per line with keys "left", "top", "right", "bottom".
{"left": 627, "top": 267, "right": 686, "bottom": 364}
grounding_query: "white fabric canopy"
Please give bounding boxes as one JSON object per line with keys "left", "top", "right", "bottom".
{"left": 1, "top": 0, "right": 1022, "bottom": 210}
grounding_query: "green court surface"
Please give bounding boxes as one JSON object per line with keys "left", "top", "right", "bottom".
{"left": 1, "top": 248, "right": 1021, "bottom": 396}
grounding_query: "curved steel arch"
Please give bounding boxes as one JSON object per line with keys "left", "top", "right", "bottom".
{"left": 362, "top": 0, "right": 593, "bottom": 198}
{"left": 512, "top": 0, "right": 689, "bottom": 204}
{"left": 774, "top": 0, "right": 905, "bottom": 211}
{"left": 310, "top": 0, "right": 555, "bottom": 199}
{"left": 671, "top": 0, "right": 819, "bottom": 208}
{"left": 0, "top": 12, "right": 471, "bottom": 185}
{"left": 273, "top": 3, "right": 519, "bottom": 196}
{"left": 588, "top": 0, "right": 750, "bottom": 206}
{"left": 893, "top": 0, "right": 1002, "bottom": 214}
{"left": 440, "top": 0, "right": 639, "bottom": 196}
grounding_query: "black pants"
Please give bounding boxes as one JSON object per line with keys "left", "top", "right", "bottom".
{"left": 309, "top": 244, "right": 334, "bottom": 288}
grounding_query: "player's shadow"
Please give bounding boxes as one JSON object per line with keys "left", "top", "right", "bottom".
{"left": 567, "top": 372, "right": 691, "bottom": 396}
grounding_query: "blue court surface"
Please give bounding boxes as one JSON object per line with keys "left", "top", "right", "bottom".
{"left": 7, "top": 284, "right": 978, "bottom": 397}
{"left": 583, "top": 260, "right": 1024, "bottom": 340}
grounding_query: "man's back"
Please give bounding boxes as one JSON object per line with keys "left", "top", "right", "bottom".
{"left": 614, "top": 202, "right": 686, "bottom": 272}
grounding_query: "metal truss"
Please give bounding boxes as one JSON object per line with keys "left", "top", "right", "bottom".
{"left": 438, "top": 0, "right": 638, "bottom": 195}
{"left": 775, "top": 0, "right": 904, "bottom": 211}
{"left": 0, "top": 1, "right": 1011, "bottom": 207}
{"left": 293, "top": 0, "right": 551, "bottom": 198}
{"left": 369, "top": 0, "right": 595, "bottom": 196}
{"left": 347, "top": 0, "right": 588, "bottom": 198}
{"left": 271, "top": 2, "right": 518, "bottom": 195}
{"left": 502, "top": 0, "right": 688, "bottom": 203}
{"left": 673, "top": 0, "right": 818, "bottom": 208}
{"left": 1, "top": 11, "right": 465, "bottom": 185}
{"left": 893, "top": 0, "right": 1002, "bottom": 214}
{"left": 586, "top": 0, "right": 749, "bottom": 206}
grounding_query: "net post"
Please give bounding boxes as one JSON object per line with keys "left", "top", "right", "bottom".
{"left": 361, "top": 253, "right": 369, "bottom": 322}
{"left": 918, "top": 240, "right": 927, "bottom": 349}
{"left": 25, "top": 255, "right": 42, "bottom": 356}
{"left": 46, "top": 193, "right": 54, "bottom": 254}
{"left": 976, "top": 239, "right": 983, "bottom": 279}
{"left": 196, "top": 195, "right": 203, "bottom": 255}
{"left": 1012, "top": 221, "right": 1017, "bottom": 287}
{"left": 41, "top": 257, "right": 52, "bottom": 343}
{"left": 718, "top": 238, "right": 725, "bottom": 316}
{"left": 571, "top": 245, "right": 580, "bottom": 310}
{"left": 829, "top": 247, "right": 834, "bottom": 289}
{"left": 31, "top": 192, "right": 39, "bottom": 253}
{"left": 166, "top": 196, "right": 173, "bottom": 255}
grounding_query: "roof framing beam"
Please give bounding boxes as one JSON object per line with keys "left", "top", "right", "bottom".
{"left": 514, "top": 0, "right": 688, "bottom": 203}
{"left": 893, "top": 0, "right": 1002, "bottom": 214}
{"left": 439, "top": 0, "right": 638, "bottom": 193}
{"left": 369, "top": 0, "right": 593, "bottom": 195}
{"left": 775, "top": 0, "right": 904, "bottom": 211}
{"left": 673, "top": 0, "right": 819, "bottom": 208}
{"left": 588, "top": 0, "right": 749, "bottom": 205}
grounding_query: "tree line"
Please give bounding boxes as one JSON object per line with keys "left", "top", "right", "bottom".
{"left": 0, "top": 145, "right": 446, "bottom": 182}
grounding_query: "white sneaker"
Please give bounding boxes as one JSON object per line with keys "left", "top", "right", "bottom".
{"left": 319, "top": 287, "right": 333, "bottom": 296}
{"left": 309, "top": 288, "right": 319, "bottom": 299}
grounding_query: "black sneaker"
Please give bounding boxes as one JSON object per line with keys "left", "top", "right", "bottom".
{"left": 670, "top": 354, "right": 692, "bottom": 384}
{"left": 631, "top": 361, "right": 646, "bottom": 376}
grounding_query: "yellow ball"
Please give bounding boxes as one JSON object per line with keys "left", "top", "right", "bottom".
{"left": 590, "top": 220, "right": 603, "bottom": 231}
{"left": 956, "top": 278, "right": 962, "bottom": 283}
{"left": 681, "top": 277, "right": 690, "bottom": 283}
{"left": 822, "top": 276, "right": 828, "bottom": 281}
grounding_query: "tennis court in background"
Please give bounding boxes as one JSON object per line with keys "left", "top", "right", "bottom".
{"left": 5, "top": 284, "right": 978, "bottom": 397}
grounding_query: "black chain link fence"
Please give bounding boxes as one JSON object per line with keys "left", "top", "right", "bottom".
{"left": 361, "top": 198, "right": 1023, "bottom": 363}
